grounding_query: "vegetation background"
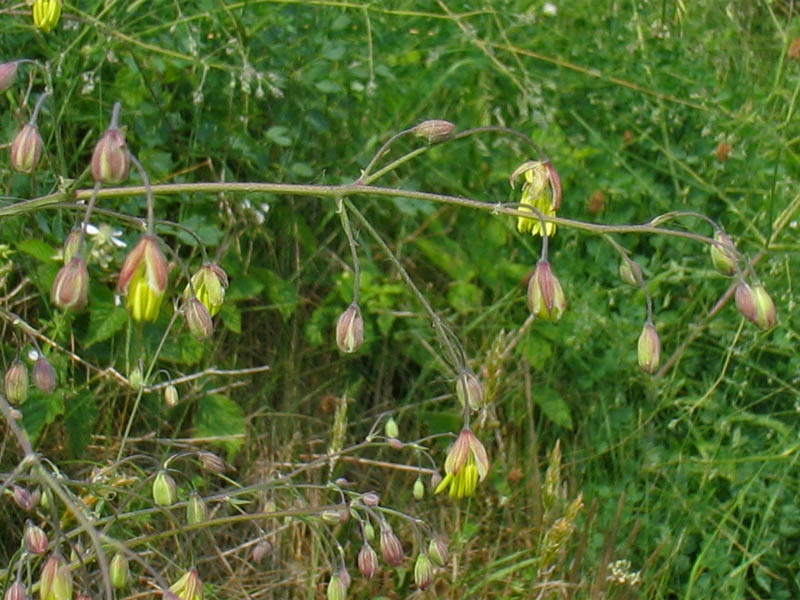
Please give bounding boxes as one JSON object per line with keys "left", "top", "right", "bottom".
{"left": 2, "top": 1, "right": 800, "bottom": 598}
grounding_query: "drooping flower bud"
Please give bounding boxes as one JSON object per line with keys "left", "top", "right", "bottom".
{"left": 251, "top": 540, "right": 271, "bottom": 563}
{"left": 364, "top": 522, "right": 375, "bottom": 542}
{"left": 710, "top": 230, "right": 737, "bottom": 277}
{"left": 0, "top": 62, "right": 19, "bottom": 93}
{"left": 168, "top": 569, "right": 203, "bottom": 600}
{"left": 39, "top": 554, "right": 72, "bottom": 600}
{"left": 379, "top": 527, "right": 405, "bottom": 567}
{"left": 152, "top": 471, "right": 177, "bottom": 507}
{"left": 619, "top": 258, "right": 643, "bottom": 286}
{"left": 428, "top": 537, "right": 449, "bottom": 567}
{"left": 186, "top": 492, "right": 207, "bottom": 525}
{"left": 12, "top": 485, "right": 35, "bottom": 511}
{"left": 164, "top": 384, "right": 179, "bottom": 407}
{"left": 411, "top": 119, "right": 456, "bottom": 144}
{"left": 33, "top": 356, "right": 57, "bottom": 394}
{"left": 52, "top": 257, "right": 89, "bottom": 312}
{"left": 5, "top": 359, "right": 29, "bottom": 405}
{"left": 184, "top": 297, "right": 213, "bottom": 339}
{"left": 326, "top": 574, "right": 346, "bottom": 600}
{"left": 413, "top": 552, "right": 434, "bottom": 590}
{"left": 91, "top": 126, "right": 130, "bottom": 184}
{"left": 384, "top": 417, "right": 399, "bottom": 440}
{"left": 109, "top": 552, "right": 130, "bottom": 589}
{"left": 735, "top": 281, "right": 759, "bottom": 325}
{"left": 32, "top": 0, "right": 62, "bottom": 32}
{"left": 184, "top": 264, "right": 228, "bottom": 317}
{"left": 456, "top": 369, "right": 483, "bottom": 411}
{"left": 118, "top": 235, "right": 169, "bottom": 322}
{"left": 197, "top": 451, "right": 226, "bottom": 473}
{"left": 129, "top": 366, "right": 144, "bottom": 390}
{"left": 10, "top": 124, "right": 43, "bottom": 174}
{"left": 637, "top": 322, "right": 661, "bottom": 374}
{"left": 4, "top": 581, "right": 27, "bottom": 600}
{"left": 412, "top": 477, "right": 425, "bottom": 500}
{"left": 61, "top": 230, "right": 83, "bottom": 265}
{"left": 357, "top": 544, "right": 379, "bottom": 579}
{"left": 24, "top": 521, "right": 48, "bottom": 554}
{"left": 335, "top": 303, "right": 364, "bottom": 353}
{"left": 527, "top": 260, "right": 567, "bottom": 321}
{"left": 752, "top": 284, "right": 777, "bottom": 330}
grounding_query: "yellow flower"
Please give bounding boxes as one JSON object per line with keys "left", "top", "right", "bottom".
{"left": 435, "top": 428, "right": 489, "bottom": 498}
{"left": 32, "top": 0, "right": 61, "bottom": 32}
{"left": 118, "top": 235, "right": 169, "bottom": 322}
{"left": 511, "top": 160, "right": 562, "bottom": 237}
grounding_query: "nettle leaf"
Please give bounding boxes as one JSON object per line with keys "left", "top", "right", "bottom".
{"left": 220, "top": 302, "right": 242, "bottom": 334}
{"left": 194, "top": 394, "right": 246, "bottom": 460}
{"left": 65, "top": 393, "right": 97, "bottom": 457}
{"left": 535, "top": 387, "right": 573, "bottom": 430}
{"left": 86, "top": 301, "right": 128, "bottom": 347}
{"left": 264, "top": 270, "right": 298, "bottom": 320}
{"left": 21, "top": 390, "right": 66, "bottom": 444}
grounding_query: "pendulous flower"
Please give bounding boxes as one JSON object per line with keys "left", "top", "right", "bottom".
{"left": 511, "top": 160, "right": 562, "bottom": 237}
{"left": 527, "top": 259, "right": 567, "bottom": 321}
{"left": 118, "top": 235, "right": 169, "bottom": 322}
{"left": 435, "top": 428, "right": 490, "bottom": 498}
{"left": 32, "top": 0, "right": 61, "bottom": 32}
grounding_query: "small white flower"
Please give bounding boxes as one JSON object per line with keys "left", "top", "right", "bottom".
{"left": 542, "top": 2, "right": 557, "bottom": 16}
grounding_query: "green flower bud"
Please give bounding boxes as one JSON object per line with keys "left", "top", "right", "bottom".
{"left": 752, "top": 284, "right": 777, "bottom": 330}
{"left": 33, "top": 356, "right": 57, "bottom": 394}
{"left": 184, "top": 264, "right": 228, "bottom": 317}
{"left": 618, "top": 258, "right": 643, "bottom": 286}
{"left": 185, "top": 297, "right": 214, "bottom": 339}
{"left": 637, "top": 322, "right": 661, "bottom": 374}
{"left": 51, "top": 257, "right": 89, "bottom": 312}
{"left": 186, "top": 492, "right": 207, "bottom": 525}
{"left": 428, "top": 537, "right": 449, "bottom": 567}
{"left": 62, "top": 230, "right": 83, "bottom": 265}
{"left": 335, "top": 303, "right": 364, "bottom": 353}
{"left": 5, "top": 359, "right": 29, "bottom": 405}
{"left": 326, "top": 574, "right": 346, "bottom": 600}
{"left": 364, "top": 522, "right": 375, "bottom": 542}
{"left": 413, "top": 552, "right": 434, "bottom": 591}
{"left": 10, "top": 123, "right": 43, "bottom": 174}
{"left": 129, "top": 366, "right": 144, "bottom": 390}
{"left": 456, "top": 369, "right": 483, "bottom": 411}
{"left": 0, "top": 62, "right": 19, "bottom": 94}
{"left": 527, "top": 259, "right": 567, "bottom": 321}
{"left": 357, "top": 544, "right": 378, "bottom": 579}
{"left": 110, "top": 552, "right": 129, "bottom": 589}
{"left": 411, "top": 119, "right": 456, "bottom": 144}
{"left": 164, "top": 384, "right": 179, "bottom": 407}
{"left": 384, "top": 417, "right": 399, "bottom": 439}
{"left": 39, "top": 554, "right": 72, "bottom": 600}
{"left": 413, "top": 477, "right": 425, "bottom": 500}
{"left": 710, "top": 230, "right": 737, "bottom": 277}
{"left": 197, "top": 451, "right": 226, "bottom": 473}
{"left": 152, "top": 471, "right": 177, "bottom": 507}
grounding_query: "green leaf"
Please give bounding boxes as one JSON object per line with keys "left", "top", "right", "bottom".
{"left": 86, "top": 302, "right": 129, "bottom": 347}
{"left": 226, "top": 273, "right": 265, "bottom": 301}
{"left": 518, "top": 334, "right": 553, "bottom": 370}
{"left": 535, "top": 387, "right": 573, "bottom": 430}
{"left": 264, "top": 270, "right": 298, "bottom": 320}
{"left": 447, "top": 282, "right": 483, "bottom": 313}
{"left": 17, "top": 239, "right": 57, "bottom": 263}
{"left": 266, "top": 126, "right": 292, "bottom": 146}
{"left": 64, "top": 393, "right": 97, "bottom": 457}
{"left": 176, "top": 214, "right": 224, "bottom": 247}
{"left": 194, "top": 394, "right": 246, "bottom": 459}
{"left": 21, "top": 390, "right": 66, "bottom": 444}
{"left": 220, "top": 302, "right": 242, "bottom": 334}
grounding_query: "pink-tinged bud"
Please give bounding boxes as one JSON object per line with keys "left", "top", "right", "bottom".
{"left": 33, "top": 356, "right": 57, "bottom": 394}
{"left": 710, "top": 230, "right": 737, "bottom": 277}
{"left": 5, "top": 359, "right": 29, "bottom": 405}
{"left": 184, "top": 264, "right": 228, "bottom": 317}
{"left": 184, "top": 297, "right": 213, "bottom": 339}
{"left": 379, "top": 527, "right": 405, "bottom": 567}
{"left": 357, "top": 544, "right": 379, "bottom": 578}
{"left": 62, "top": 230, "right": 83, "bottom": 265}
{"left": 5, "top": 581, "right": 27, "bottom": 600}
{"left": 544, "top": 160, "right": 563, "bottom": 211}
{"left": 428, "top": 537, "right": 449, "bottom": 567}
{"left": 91, "top": 128, "right": 130, "bottom": 184}
{"left": 10, "top": 123, "right": 43, "bottom": 174}
{"left": 326, "top": 574, "right": 346, "bottom": 600}
{"left": 637, "top": 322, "right": 661, "bottom": 374}
{"left": 118, "top": 236, "right": 169, "bottom": 322}
{"left": 186, "top": 492, "right": 207, "bottom": 525}
{"left": 735, "top": 281, "right": 759, "bottom": 325}
{"left": 430, "top": 471, "right": 442, "bottom": 491}
{"left": 361, "top": 491, "right": 380, "bottom": 507}
{"left": 619, "top": 258, "right": 643, "bottom": 286}
{"left": 752, "top": 284, "right": 777, "bottom": 330}
{"left": 52, "top": 257, "right": 89, "bottom": 312}
{"left": 413, "top": 552, "right": 434, "bottom": 590}
{"left": 0, "top": 62, "right": 19, "bottom": 93}
{"left": 527, "top": 260, "right": 567, "bottom": 321}
{"left": 456, "top": 369, "right": 484, "bottom": 411}
{"left": 168, "top": 569, "right": 203, "bottom": 600}
{"left": 109, "top": 552, "right": 129, "bottom": 589}
{"left": 152, "top": 471, "right": 177, "bottom": 507}
{"left": 339, "top": 568, "right": 351, "bottom": 590}
{"left": 335, "top": 303, "right": 364, "bottom": 353}
{"left": 435, "top": 428, "right": 490, "bottom": 498}
{"left": 411, "top": 119, "right": 456, "bottom": 143}
{"left": 12, "top": 485, "right": 35, "bottom": 511}
{"left": 24, "top": 521, "right": 48, "bottom": 554}
{"left": 251, "top": 541, "right": 271, "bottom": 563}
{"left": 197, "top": 451, "right": 226, "bottom": 473}
{"left": 39, "top": 554, "right": 72, "bottom": 600}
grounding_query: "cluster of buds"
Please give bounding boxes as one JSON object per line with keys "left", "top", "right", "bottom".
{"left": 511, "top": 160, "right": 562, "bottom": 237}
{"left": 435, "top": 428, "right": 490, "bottom": 498}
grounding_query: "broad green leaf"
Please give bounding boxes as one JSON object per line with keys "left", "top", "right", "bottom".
{"left": 194, "top": 394, "right": 246, "bottom": 459}
{"left": 534, "top": 387, "right": 573, "bottom": 430}
{"left": 220, "top": 302, "right": 242, "bottom": 334}
{"left": 86, "top": 302, "right": 128, "bottom": 347}
{"left": 266, "top": 126, "right": 292, "bottom": 146}
{"left": 264, "top": 270, "right": 298, "bottom": 320}
{"left": 21, "top": 390, "right": 66, "bottom": 444}
{"left": 17, "top": 239, "right": 57, "bottom": 263}
{"left": 65, "top": 393, "right": 97, "bottom": 457}
{"left": 447, "top": 281, "right": 483, "bottom": 313}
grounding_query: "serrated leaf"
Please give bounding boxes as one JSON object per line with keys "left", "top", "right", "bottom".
{"left": 86, "top": 302, "right": 128, "bottom": 346}
{"left": 21, "top": 390, "right": 66, "bottom": 444}
{"left": 65, "top": 393, "right": 97, "bottom": 457}
{"left": 226, "top": 273, "right": 265, "bottom": 301}
{"left": 264, "top": 270, "right": 297, "bottom": 320}
{"left": 220, "top": 302, "right": 241, "bottom": 333}
{"left": 194, "top": 394, "right": 246, "bottom": 459}
{"left": 535, "top": 387, "right": 573, "bottom": 430}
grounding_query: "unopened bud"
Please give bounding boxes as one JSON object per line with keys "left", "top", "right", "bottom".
{"left": 413, "top": 552, "right": 434, "bottom": 590}
{"left": 384, "top": 417, "right": 399, "bottom": 439}
{"left": 12, "top": 485, "right": 35, "bottom": 511}
{"left": 413, "top": 477, "right": 424, "bottom": 500}
{"left": 198, "top": 451, "right": 226, "bottom": 473}
{"left": 412, "top": 119, "right": 456, "bottom": 143}
{"left": 379, "top": 527, "right": 405, "bottom": 567}
{"left": 10, "top": 123, "right": 43, "bottom": 174}
{"left": 4, "top": 581, "right": 27, "bottom": 600}
{"left": 5, "top": 359, "right": 29, "bottom": 405}
{"left": 456, "top": 369, "right": 483, "bottom": 411}
{"left": 251, "top": 540, "right": 271, "bottom": 563}
{"left": 619, "top": 258, "right": 643, "bottom": 286}
{"left": 110, "top": 552, "right": 129, "bottom": 589}
{"left": 129, "top": 366, "right": 144, "bottom": 390}
{"left": 428, "top": 537, "right": 449, "bottom": 567}
{"left": 320, "top": 509, "right": 343, "bottom": 524}
{"left": 527, "top": 260, "right": 567, "bottom": 321}
{"left": 752, "top": 284, "right": 777, "bottom": 330}
{"left": 91, "top": 127, "right": 130, "bottom": 184}
{"left": 430, "top": 472, "right": 443, "bottom": 491}
{"left": 186, "top": 492, "right": 207, "bottom": 525}
{"left": 637, "top": 322, "right": 661, "bottom": 374}
{"left": 62, "top": 230, "right": 83, "bottom": 265}
{"left": 710, "top": 230, "right": 737, "bottom": 276}
{"left": 24, "top": 521, "right": 48, "bottom": 554}
{"left": 387, "top": 437, "right": 404, "bottom": 450}
{"left": 39, "top": 554, "right": 72, "bottom": 600}
{"left": 168, "top": 568, "right": 203, "bottom": 600}
{"left": 164, "top": 384, "right": 179, "bottom": 407}
{"left": 32, "top": 0, "right": 62, "bottom": 32}
{"left": 357, "top": 544, "right": 379, "bottom": 579}
{"left": 52, "top": 257, "right": 89, "bottom": 312}
{"left": 33, "top": 356, "right": 57, "bottom": 394}
{"left": 0, "top": 62, "right": 19, "bottom": 93}
{"left": 326, "top": 574, "right": 346, "bottom": 600}
{"left": 152, "top": 471, "right": 177, "bottom": 507}
{"left": 185, "top": 297, "right": 213, "bottom": 339}
{"left": 364, "top": 522, "right": 375, "bottom": 542}
{"left": 335, "top": 303, "right": 364, "bottom": 353}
